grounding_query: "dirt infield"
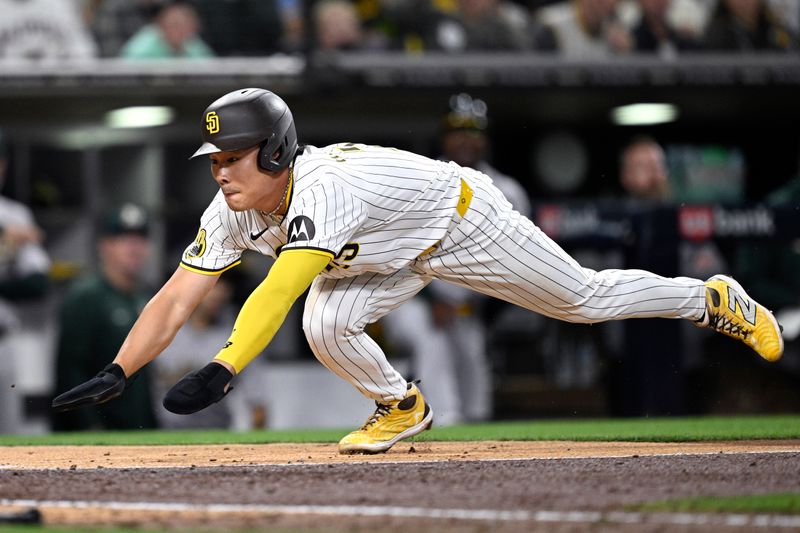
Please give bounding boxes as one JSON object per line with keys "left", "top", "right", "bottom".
{"left": 3, "top": 439, "right": 800, "bottom": 469}
{"left": 2, "top": 440, "right": 800, "bottom": 532}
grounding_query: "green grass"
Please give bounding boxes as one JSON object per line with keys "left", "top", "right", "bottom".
{"left": 0, "top": 415, "right": 798, "bottom": 446}
{"left": 631, "top": 493, "right": 800, "bottom": 514}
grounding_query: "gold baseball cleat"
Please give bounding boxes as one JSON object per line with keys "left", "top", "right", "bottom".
{"left": 700, "top": 274, "right": 784, "bottom": 362}
{"left": 338, "top": 382, "right": 433, "bottom": 454}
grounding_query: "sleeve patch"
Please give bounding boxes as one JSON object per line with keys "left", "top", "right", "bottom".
{"left": 287, "top": 215, "right": 316, "bottom": 243}
{"left": 184, "top": 228, "right": 207, "bottom": 259}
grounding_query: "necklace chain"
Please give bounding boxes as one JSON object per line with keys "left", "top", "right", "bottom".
{"left": 261, "top": 169, "right": 292, "bottom": 219}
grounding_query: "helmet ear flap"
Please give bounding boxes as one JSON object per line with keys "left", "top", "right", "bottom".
{"left": 258, "top": 139, "right": 284, "bottom": 172}
{"left": 258, "top": 139, "right": 276, "bottom": 171}
{"left": 256, "top": 112, "right": 297, "bottom": 172}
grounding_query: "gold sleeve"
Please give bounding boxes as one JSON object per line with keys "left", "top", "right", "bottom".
{"left": 213, "top": 249, "right": 332, "bottom": 373}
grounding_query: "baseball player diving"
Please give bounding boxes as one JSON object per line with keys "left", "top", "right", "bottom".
{"left": 53, "top": 88, "right": 784, "bottom": 454}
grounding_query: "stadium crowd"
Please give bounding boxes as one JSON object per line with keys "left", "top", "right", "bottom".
{"left": 0, "top": 0, "right": 795, "bottom": 59}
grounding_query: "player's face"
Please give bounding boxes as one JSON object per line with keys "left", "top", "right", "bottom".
{"left": 442, "top": 130, "right": 486, "bottom": 168}
{"left": 621, "top": 143, "right": 668, "bottom": 200}
{"left": 210, "top": 146, "right": 286, "bottom": 212}
{"left": 99, "top": 234, "right": 151, "bottom": 280}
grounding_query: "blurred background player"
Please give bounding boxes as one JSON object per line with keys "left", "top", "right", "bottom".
{"left": 52, "top": 204, "right": 157, "bottom": 431}
{"left": 382, "top": 93, "right": 531, "bottom": 424}
{"left": 151, "top": 276, "right": 237, "bottom": 429}
{"left": 618, "top": 135, "right": 725, "bottom": 283}
{"left": 616, "top": 135, "right": 728, "bottom": 414}
{"left": 0, "top": 130, "right": 51, "bottom": 433}
{"left": 438, "top": 93, "right": 531, "bottom": 214}
{"left": 618, "top": 134, "right": 672, "bottom": 203}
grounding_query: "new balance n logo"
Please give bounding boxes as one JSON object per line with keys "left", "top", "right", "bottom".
{"left": 728, "top": 287, "right": 757, "bottom": 325}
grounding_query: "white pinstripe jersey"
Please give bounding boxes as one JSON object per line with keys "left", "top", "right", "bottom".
{"left": 181, "top": 143, "right": 464, "bottom": 278}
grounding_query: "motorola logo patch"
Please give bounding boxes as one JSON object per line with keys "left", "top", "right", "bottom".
{"left": 288, "top": 216, "right": 315, "bottom": 243}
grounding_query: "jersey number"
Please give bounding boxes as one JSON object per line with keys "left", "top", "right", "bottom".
{"left": 331, "top": 143, "right": 362, "bottom": 162}
{"left": 325, "top": 243, "right": 360, "bottom": 271}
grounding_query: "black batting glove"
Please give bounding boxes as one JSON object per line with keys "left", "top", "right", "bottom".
{"left": 162, "top": 362, "right": 233, "bottom": 415}
{"left": 51, "top": 363, "right": 127, "bottom": 412}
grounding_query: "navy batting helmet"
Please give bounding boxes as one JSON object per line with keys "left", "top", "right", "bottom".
{"left": 190, "top": 88, "right": 298, "bottom": 172}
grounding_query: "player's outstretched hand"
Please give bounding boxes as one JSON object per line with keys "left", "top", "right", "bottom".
{"left": 162, "top": 362, "right": 233, "bottom": 415}
{"left": 51, "top": 363, "right": 127, "bottom": 412}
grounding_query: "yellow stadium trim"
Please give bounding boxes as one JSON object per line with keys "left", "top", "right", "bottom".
{"left": 179, "top": 260, "right": 241, "bottom": 276}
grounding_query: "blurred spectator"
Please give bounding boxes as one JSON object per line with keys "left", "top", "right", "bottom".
{"left": 353, "top": 0, "right": 551, "bottom": 52}
{"left": 537, "top": 0, "right": 633, "bottom": 57}
{"left": 437, "top": 0, "right": 555, "bottom": 51}
{"left": 0, "top": 131, "right": 51, "bottom": 433}
{"left": 354, "top": 0, "right": 451, "bottom": 51}
{"left": 120, "top": 0, "right": 214, "bottom": 59}
{"left": 767, "top": 0, "right": 800, "bottom": 35}
{"left": 619, "top": 135, "right": 671, "bottom": 202}
{"left": 192, "top": 0, "right": 284, "bottom": 56}
{"left": 87, "top": 0, "right": 163, "bottom": 57}
{"left": 700, "top": 0, "right": 797, "bottom": 51}
{"left": 0, "top": 0, "right": 97, "bottom": 59}
{"left": 52, "top": 204, "right": 157, "bottom": 431}
{"left": 314, "top": 0, "right": 364, "bottom": 51}
{"left": 631, "top": 0, "right": 700, "bottom": 56}
{"left": 665, "top": 0, "right": 717, "bottom": 38}
{"left": 152, "top": 277, "right": 236, "bottom": 429}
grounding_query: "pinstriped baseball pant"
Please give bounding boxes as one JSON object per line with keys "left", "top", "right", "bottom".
{"left": 302, "top": 169, "right": 707, "bottom": 402}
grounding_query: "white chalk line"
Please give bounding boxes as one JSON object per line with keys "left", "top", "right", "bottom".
{"left": 2, "top": 498, "right": 800, "bottom": 528}
{"left": 0, "top": 448, "right": 797, "bottom": 471}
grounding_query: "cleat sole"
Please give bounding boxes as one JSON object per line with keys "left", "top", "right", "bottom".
{"left": 338, "top": 404, "right": 434, "bottom": 455}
